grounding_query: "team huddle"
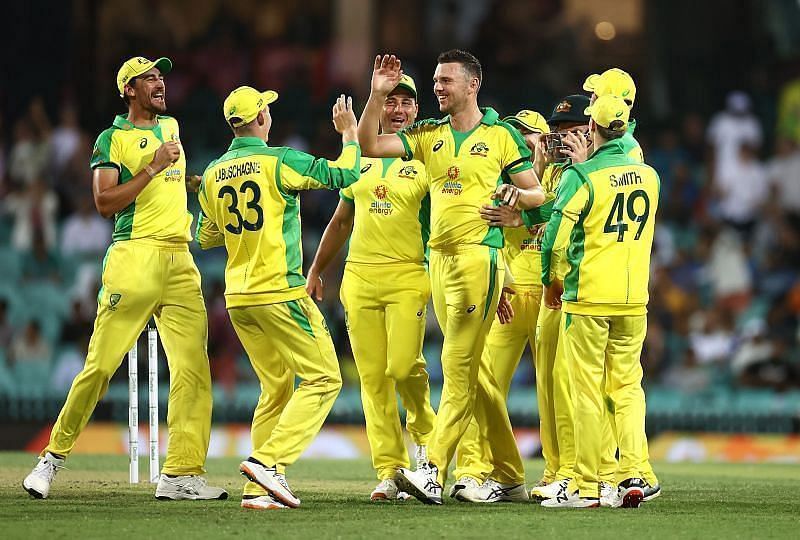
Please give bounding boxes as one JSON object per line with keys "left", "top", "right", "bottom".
{"left": 22, "top": 48, "right": 661, "bottom": 511}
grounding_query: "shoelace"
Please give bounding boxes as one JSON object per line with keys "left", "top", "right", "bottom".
{"left": 276, "top": 474, "right": 294, "bottom": 494}
{"left": 178, "top": 475, "right": 207, "bottom": 492}
{"left": 34, "top": 457, "right": 66, "bottom": 482}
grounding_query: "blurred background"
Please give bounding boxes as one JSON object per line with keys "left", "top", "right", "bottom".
{"left": 1, "top": 0, "right": 800, "bottom": 461}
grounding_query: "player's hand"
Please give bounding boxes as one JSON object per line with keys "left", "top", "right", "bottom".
{"left": 332, "top": 94, "right": 358, "bottom": 142}
{"left": 185, "top": 174, "right": 201, "bottom": 192}
{"left": 496, "top": 286, "right": 516, "bottom": 324}
{"left": 492, "top": 184, "right": 520, "bottom": 208}
{"left": 306, "top": 269, "right": 324, "bottom": 301}
{"left": 370, "top": 54, "right": 403, "bottom": 97}
{"left": 480, "top": 204, "right": 523, "bottom": 227}
{"left": 544, "top": 278, "right": 563, "bottom": 310}
{"left": 151, "top": 141, "right": 181, "bottom": 173}
{"left": 562, "top": 131, "right": 589, "bottom": 164}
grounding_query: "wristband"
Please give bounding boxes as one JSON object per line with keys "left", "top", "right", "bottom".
{"left": 144, "top": 164, "right": 157, "bottom": 178}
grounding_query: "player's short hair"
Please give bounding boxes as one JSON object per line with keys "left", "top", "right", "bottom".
{"left": 122, "top": 76, "right": 137, "bottom": 105}
{"left": 437, "top": 49, "right": 482, "bottom": 86}
{"left": 596, "top": 120, "right": 626, "bottom": 141}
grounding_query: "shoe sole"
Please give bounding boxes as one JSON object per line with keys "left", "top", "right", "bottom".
{"left": 239, "top": 462, "right": 300, "bottom": 509}
{"left": 620, "top": 488, "right": 644, "bottom": 508}
{"left": 370, "top": 492, "right": 392, "bottom": 501}
{"left": 155, "top": 491, "right": 229, "bottom": 501}
{"left": 22, "top": 481, "right": 45, "bottom": 500}
{"left": 241, "top": 501, "right": 287, "bottom": 510}
{"left": 394, "top": 471, "right": 442, "bottom": 505}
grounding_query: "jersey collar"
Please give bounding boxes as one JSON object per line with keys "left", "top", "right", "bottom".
{"left": 590, "top": 138, "right": 626, "bottom": 159}
{"left": 437, "top": 107, "right": 500, "bottom": 126}
{"left": 228, "top": 136, "right": 268, "bottom": 151}
{"left": 113, "top": 114, "right": 164, "bottom": 131}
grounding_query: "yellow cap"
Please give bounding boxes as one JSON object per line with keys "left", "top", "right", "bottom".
{"left": 393, "top": 74, "right": 417, "bottom": 98}
{"left": 584, "top": 95, "right": 630, "bottom": 130}
{"left": 503, "top": 110, "right": 550, "bottom": 134}
{"left": 583, "top": 68, "right": 636, "bottom": 105}
{"left": 117, "top": 56, "right": 172, "bottom": 97}
{"left": 223, "top": 86, "right": 279, "bottom": 128}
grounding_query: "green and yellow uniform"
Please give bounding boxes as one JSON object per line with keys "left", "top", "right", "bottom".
{"left": 338, "top": 157, "right": 436, "bottom": 481}
{"left": 541, "top": 132, "right": 660, "bottom": 498}
{"left": 397, "top": 107, "right": 531, "bottom": 484}
{"left": 197, "top": 134, "right": 360, "bottom": 495}
{"left": 46, "top": 114, "right": 213, "bottom": 476}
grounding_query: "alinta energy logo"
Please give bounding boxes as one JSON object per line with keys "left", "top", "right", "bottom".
{"left": 370, "top": 184, "right": 393, "bottom": 215}
{"left": 521, "top": 224, "right": 543, "bottom": 251}
{"left": 398, "top": 165, "right": 418, "bottom": 179}
{"left": 469, "top": 141, "right": 489, "bottom": 157}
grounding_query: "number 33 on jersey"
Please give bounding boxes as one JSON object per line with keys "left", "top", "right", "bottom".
{"left": 195, "top": 137, "right": 361, "bottom": 307}
{"left": 541, "top": 138, "right": 660, "bottom": 315}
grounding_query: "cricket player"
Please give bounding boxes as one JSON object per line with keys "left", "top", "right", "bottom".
{"left": 540, "top": 95, "right": 660, "bottom": 508}
{"left": 196, "top": 87, "right": 360, "bottom": 510}
{"left": 448, "top": 109, "right": 549, "bottom": 501}
{"left": 358, "top": 51, "right": 545, "bottom": 504}
{"left": 462, "top": 97, "right": 592, "bottom": 503}
{"left": 23, "top": 56, "right": 226, "bottom": 501}
{"left": 306, "top": 75, "right": 436, "bottom": 501}
{"left": 583, "top": 67, "right": 661, "bottom": 503}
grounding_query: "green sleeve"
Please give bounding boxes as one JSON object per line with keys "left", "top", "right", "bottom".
{"left": 281, "top": 142, "right": 362, "bottom": 191}
{"left": 90, "top": 129, "right": 120, "bottom": 170}
{"left": 540, "top": 170, "right": 584, "bottom": 286}
{"left": 522, "top": 199, "right": 555, "bottom": 227}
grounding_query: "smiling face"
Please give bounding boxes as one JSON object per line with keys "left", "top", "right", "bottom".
{"left": 126, "top": 67, "right": 166, "bottom": 113}
{"left": 433, "top": 62, "right": 477, "bottom": 115}
{"left": 381, "top": 88, "right": 417, "bottom": 134}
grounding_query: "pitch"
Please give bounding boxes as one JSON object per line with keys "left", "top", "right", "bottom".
{"left": 2, "top": 452, "right": 798, "bottom": 539}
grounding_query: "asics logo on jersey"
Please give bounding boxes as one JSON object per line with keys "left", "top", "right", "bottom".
{"left": 469, "top": 142, "right": 489, "bottom": 157}
{"left": 416, "top": 310, "right": 423, "bottom": 317}
{"left": 466, "top": 305, "right": 476, "bottom": 313}
{"left": 360, "top": 163, "right": 373, "bottom": 174}
{"left": 139, "top": 138, "right": 148, "bottom": 149}
{"left": 433, "top": 140, "right": 444, "bottom": 152}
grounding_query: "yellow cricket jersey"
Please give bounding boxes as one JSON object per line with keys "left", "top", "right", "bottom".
{"left": 195, "top": 137, "right": 361, "bottom": 307}
{"left": 90, "top": 115, "right": 191, "bottom": 243}
{"left": 397, "top": 107, "right": 532, "bottom": 250}
{"left": 540, "top": 138, "right": 660, "bottom": 316}
{"left": 340, "top": 157, "right": 430, "bottom": 265}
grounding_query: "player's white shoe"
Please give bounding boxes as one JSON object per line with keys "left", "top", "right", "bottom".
{"left": 155, "top": 474, "right": 228, "bottom": 500}
{"left": 241, "top": 494, "right": 288, "bottom": 510}
{"left": 600, "top": 481, "right": 619, "bottom": 507}
{"left": 22, "top": 452, "right": 64, "bottom": 499}
{"left": 530, "top": 478, "right": 569, "bottom": 501}
{"left": 239, "top": 459, "right": 300, "bottom": 508}
{"left": 541, "top": 490, "right": 599, "bottom": 508}
{"left": 449, "top": 476, "right": 480, "bottom": 500}
{"left": 395, "top": 463, "right": 442, "bottom": 505}
{"left": 370, "top": 478, "right": 410, "bottom": 501}
{"left": 414, "top": 444, "right": 428, "bottom": 471}
{"left": 643, "top": 483, "right": 662, "bottom": 502}
{"left": 615, "top": 478, "right": 646, "bottom": 508}
{"left": 457, "top": 478, "right": 528, "bottom": 503}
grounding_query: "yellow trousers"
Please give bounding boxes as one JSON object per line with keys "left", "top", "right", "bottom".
{"left": 561, "top": 313, "right": 647, "bottom": 498}
{"left": 230, "top": 296, "right": 341, "bottom": 497}
{"left": 427, "top": 245, "right": 524, "bottom": 485}
{"left": 453, "top": 284, "right": 541, "bottom": 481}
{"left": 46, "top": 239, "right": 212, "bottom": 475}
{"left": 340, "top": 262, "right": 436, "bottom": 481}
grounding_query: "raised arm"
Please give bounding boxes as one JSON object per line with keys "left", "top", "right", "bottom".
{"left": 306, "top": 198, "right": 356, "bottom": 301}
{"left": 357, "top": 55, "right": 407, "bottom": 158}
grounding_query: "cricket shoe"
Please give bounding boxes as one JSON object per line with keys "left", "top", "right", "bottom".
{"left": 241, "top": 494, "right": 288, "bottom": 510}
{"left": 395, "top": 463, "right": 443, "bottom": 505}
{"left": 530, "top": 478, "right": 570, "bottom": 501}
{"left": 239, "top": 459, "right": 300, "bottom": 508}
{"left": 22, "top": 452, "right": 65, "bottom": 499}
{"left": 457, "top": 478, "right": 528, "bottom": 503}
{"left": 600, "top": 481, "right": 619, "bottom": 508}
{"left": 616, "top": 478, "right": 646, "bottom": 508}
{"left": 643, "top": 483, "right": 662, "bottom": 502}
{"left": 449, "top": 476, "right": 480, "bottom": 500}
{"left": 414, "top": 444, "right": 428, "bottom": 471}
{"left": 370, "top": 478, "right": 410, "bottom": 501}
{"left": 155, "top": 474, "right": 228, "bottom": 500}
{"left": 541, "top": 490, "right": 599, "bottom": 508}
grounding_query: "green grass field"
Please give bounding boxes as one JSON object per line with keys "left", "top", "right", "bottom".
{"left": 1, "top": 452, "right": 798, "bottom": 539}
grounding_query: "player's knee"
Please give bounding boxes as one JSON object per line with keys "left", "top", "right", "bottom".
{"left": 385, "top": 362, "right": 414, "bottom": 383}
